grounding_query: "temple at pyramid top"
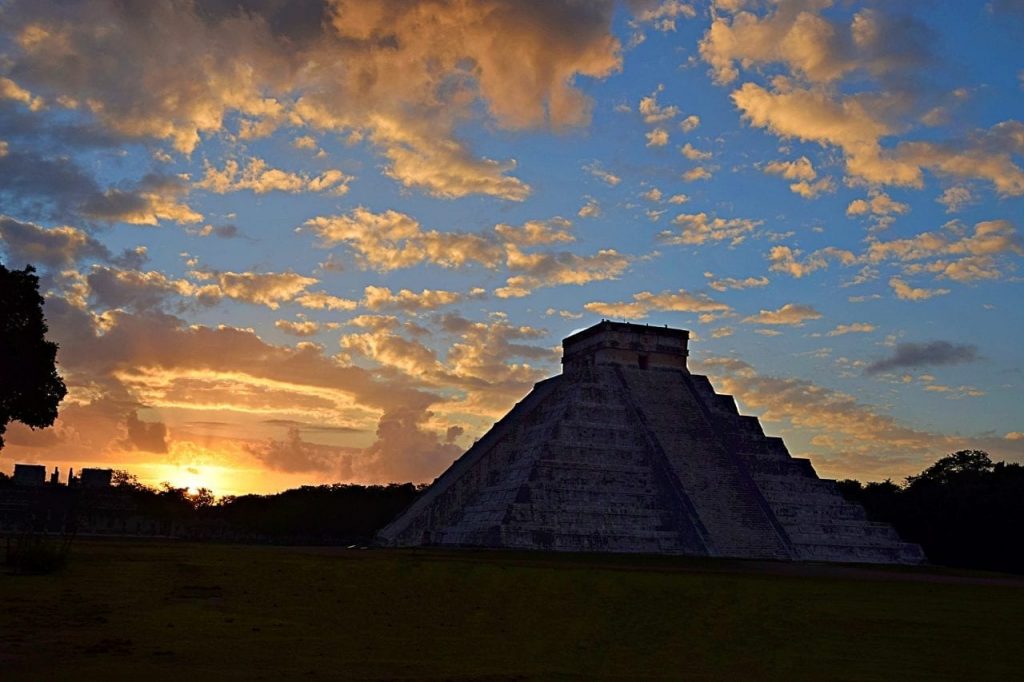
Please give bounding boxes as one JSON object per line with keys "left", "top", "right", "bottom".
{"left": 378, "top": 320, "right": 924, "bottom": 564}
{"left": 562, "top": 320, "right": 690, "bottom": 372}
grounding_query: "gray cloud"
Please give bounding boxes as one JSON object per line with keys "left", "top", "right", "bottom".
{"left": 0, "top": 147, "right": 198, "bottom": 226}
{"left": 123, "top": 410, "right": 169, "bottom": 453}
{"left": 0, "top": 150, "right": 101, "bottom": 221}
{"left": 865, "top": 341, "right": 980, "bottom": 374}
{"left": 245, "top": 427, "right": 355, "bottom": 474}
{"left": 0, "top": 100, "right": 126, "bottom": 150}
{"left": 0, "top": 215, "right": 109, "bottom": 268}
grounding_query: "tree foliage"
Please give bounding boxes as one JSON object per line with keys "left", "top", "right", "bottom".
{"left": 0, "top": 263, "right": 67, "bottom": 448}
{"left": 838, "top": 450, "right": 1024, "bottom": 574}
{"left": 105, "top": 477, "right": 421, "bottom": 544}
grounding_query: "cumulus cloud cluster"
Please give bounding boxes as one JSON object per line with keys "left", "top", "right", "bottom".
{"left": 0, "top": 0, "right": 626, "bottom": 201}
{"left": 304, "top": 207, "right": 632, "bottom": 298}
{"left": 764, "top": 219, "right": 1021, "bottom": 299}
{"left": 702, "top": 2, "right": 1024, "bottom": 195}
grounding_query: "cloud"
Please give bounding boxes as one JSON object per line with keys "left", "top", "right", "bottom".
{"left": 122, "top": 410, "right": 169, "bottom": 453}
{"left": 303, "top": 207, "right": 505, "bottom": 272}
{"left": 338, "top": 313, "right": 557, "bottom": 424}
{"left": 731, "top": 82, "right": 911, "bottom": 186}
{"left": 196, "top": 157, "right": 353, "bottom": 195}
{"left": 827, "top": 322, "right": 875, "bottom": 336}
{"left": 682, "top": 166, "right": 712, "bottom": 182}
{"left": 366, "top": 117, "right": 532, "bottom": 201}
{"left": 678, "top": 114, "right": 700, "bottom": 132}
{"left": 765, "top": 219, "right": 1019, "bottom": 290}
{"left": 659, "top": 212, "right": 761, "bottom": 246}
{"left": 646, "top": 127, "right": 670, "bottom": 147}
{"left": 764, "top": 156, "right": 817, "bottom": 181}
{"left": 497, "top": 246, "right": 631, "bottom": 298}
{"left": 789, "top": 177, "right": 836, "bottom": 198}
{"left": 0, "top": 76, "right": 44, "bottom": 111}
{"left": 704, "top": 272, "right": 769, "bottom": 292}
{"left": 3, "top": 0, "right": 624, "bottom": 200}
{"left": 638, "top": 84, "right": 679, "bottom": 123}
{"left": 846, "top": 191, "right": 909, "bottom": 218}
{"left": 936, "top": 186, "right": 973, "bottom": 213}
{"left": 865, "top": 341, "right": 979, "bottom": 374}
{"left": 246, "top": 427, "right": 354, "bottom": 474}
{"left": 869, "top": 220, "right": 1022, "bottom": 283}
{"left": 79, "top": 173, "right": 202, "bottom": 225}
{"left": 293, "top": 291, "right": 358, "bottom": 311}
{"left": 440, "top": 315, "right": 554, "bottom": 389}
{"left": 0, "top": 216, "right": 110, "bottom": 268}
{"left": 584, "top": 288, "right": 731, "bottom": 319}
{"left": 359, "top": 408, "right": 461, "bottom": 483}
{"left": 680, "top": 143, "right": 712, "bottom": 160}
{"left": 28, "top": 296, "right": 459, "bottom": 479}
{"left": 742, "top": 303, "right": 822, "bottom": 326}
{"left": 733, "top": 81, "right": 1024, "bottom": 194}
{"left": 494, "top": 218, "right": 574, "bottom": 246}
{"left": 189, "top": 223, "right": 242, "bottom": 239}
{"left": 0, "top": 147, "right": 201, "bottom": 225}
{"left": 633, "top": 1, "right": 696, "bottom": 33}
{"left": 700, "top": 3, "right": 931, "bottom": 85}
{"left": 578, "top": 197, "right": 601, "bottom": 218}
{"left": 215, "top": 271, "right": 318, "bottom": 310}
{"left": 767, "top": 245, "right": 855, "bottom": 278}
{"left": 762, "top": 156, "right": 834, "bottom": 197}
{"left": 888, "top": 276, "right": 950, "bottom": 301}
{"left": 891, "top": 122, "right": 1024, "bottom": 196}
{"left": 86, "top": 266, "right": 207, "bottom": 312}
{"left": 341, "top": 329, "right": 444, "bottom": 378}
{"left": 362, "top": 285, "right": 475, "bottom": 312}
{"left": 306, "top": 207, "right": 628, "bottom": 300}
{"left": 83, "top": 265, "right": 331, "bottom": 313}
{"left": 584, "top": 161, "right": 622, "bottom": 186}
{"left": 275, "top": 319, "right": 321, "bottom": 337}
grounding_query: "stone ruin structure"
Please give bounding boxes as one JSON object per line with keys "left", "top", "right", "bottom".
{"left": 378, "top": 321, "right": 923, "bottom": 564}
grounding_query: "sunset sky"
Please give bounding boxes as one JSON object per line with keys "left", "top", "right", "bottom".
{"left": 1, "top": 0, "right": 1022, "bottom": 495}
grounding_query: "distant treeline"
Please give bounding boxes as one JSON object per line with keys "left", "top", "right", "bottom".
{"left": 3, "top": 449, "right": 1022, "bottom": 572}
{"left": 0, "top": 471, "right": 421, "bottom": 546}
{"left": 836, "top": 450, "right": 1024, "bottom": 574}
{"left": 209, "top": 482, "right": 422, "bottom": 544}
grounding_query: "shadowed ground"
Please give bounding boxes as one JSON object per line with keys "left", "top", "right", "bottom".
{"left": 1, "top": 540, "right": 1022, "bottom": 680}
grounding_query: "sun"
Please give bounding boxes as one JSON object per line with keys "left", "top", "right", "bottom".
{"left": 148, "top": 463, "right": 233, "bottom": 496}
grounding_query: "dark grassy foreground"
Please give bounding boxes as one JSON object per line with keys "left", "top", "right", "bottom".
{"left": 2, "top": 541, "right": 1022, "bottom": 680}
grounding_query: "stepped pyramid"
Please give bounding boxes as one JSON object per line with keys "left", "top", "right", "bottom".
{"left": 378, "top": 321, "right": 924, "bottom": 564}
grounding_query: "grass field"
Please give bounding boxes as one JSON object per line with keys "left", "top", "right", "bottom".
{"left": 2, "top": 540, "right": 1022, "bottom": 680}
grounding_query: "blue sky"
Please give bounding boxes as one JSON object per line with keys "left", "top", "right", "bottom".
{"left": 0, "top": 0, "right": 1021, "bottom": 494}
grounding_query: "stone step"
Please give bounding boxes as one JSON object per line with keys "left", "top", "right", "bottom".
{"left": 792, "top": 543, "right": 921, "bottom": 564}
{"left": 786, "top": 522, "right": 902, "bottom": 543}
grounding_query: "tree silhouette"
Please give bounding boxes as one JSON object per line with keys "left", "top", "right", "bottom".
{"left": 0, "top": 263, "right": 67, "bottom": 449}
{"left": 839, "top": 450, "right": 1024, "bottom": 573}
{"left": 906, "top": 449, "right": 993, "bottom": 485}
